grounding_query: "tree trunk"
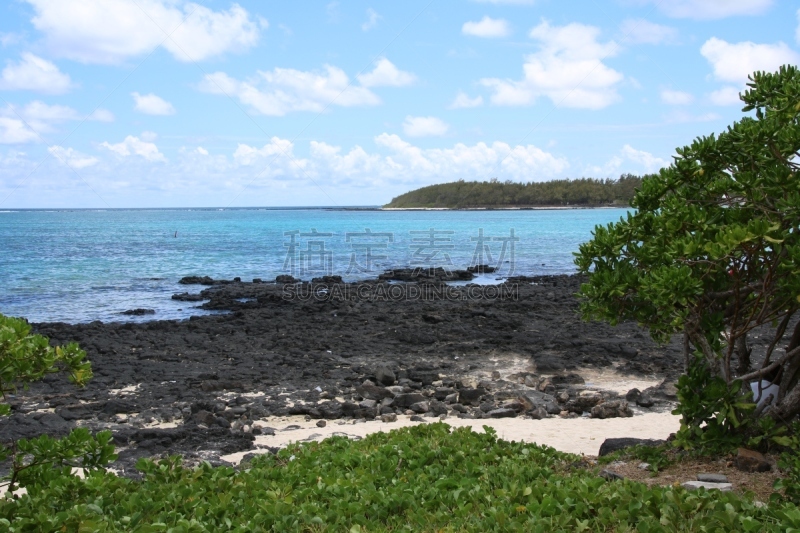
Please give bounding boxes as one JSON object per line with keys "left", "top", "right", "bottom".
{"left": 735, "top": 335, "right": 751, "bottom": 376}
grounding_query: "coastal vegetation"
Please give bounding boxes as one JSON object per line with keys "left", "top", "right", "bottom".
{"left": 3, "top": 422, "right": 800, "bottom": 531}
{"left": 384, "top": 175, "right": 642, "bottom": 209}
{"left": 576, "top": 66, "right": 800, "bottom": 454}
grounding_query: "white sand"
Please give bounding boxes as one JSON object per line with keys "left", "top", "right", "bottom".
{"left": 221, "top": 412, "right": 680, "bottom": 465}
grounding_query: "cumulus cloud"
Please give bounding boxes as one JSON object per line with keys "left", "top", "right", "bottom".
{"left": 0, "top": 117, "right": 39, "bottom": 143}
{"left": 462, "top": 16, "right": 511, "bottom": 38}
{"left": 47, "top": 145, "right": 98, "bottom": 168}
{"left": 701, "top": 37, "right": 800, "bottom": 84}
{"left": 0, "top": 101, "right": 114, "bottom": 141}
{"left": 660, "top": 89, "right": 693, "bottom": 105}
{"left": 480, "top": 21, "right": 622, "bottom": 109}
{"left": 449, "top": 91, "right": 483, "bottom": 109}
{"left": 709, "top": 86, "right": 742, "bottom": 106}
{"left": 132, "top": 92, "right": 176, "bottom": 115}
{"left": 403, "top": 116, "right": 449, "bottom": 137}
{"left": 640, "top": 0, "right": 773, "bottom": 20}
{"left": 357, "top": 57, "right": 416, "bottom": 87}
{"left": 619, "top": 19, "right": 678, "bottom": 45}
{"left": 0, "top": 53, "right": 73, "bottom": 94}
{"left": 26, "top": 0, "right": 263, "bottom": 64}
{"left": 587, "top": 144, "right": 668, "bottom": 176}
{"left": 200, "top": 65, "right": 380, "bottom": 116}
{"left": 101, "top": 135, "right": 166, "bottom": 162}
{"left": 701, "top": 37, "right": 799, "bottom": 105}
{"left": 362, "top": 8, "right": 381, "bottom": 31}
{"left": 231, "top": 134, "right": 568, "bottom": 185}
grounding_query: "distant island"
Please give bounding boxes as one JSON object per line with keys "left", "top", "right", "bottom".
{"left": 384, "top": 174, "right": 642, "bottom": 209}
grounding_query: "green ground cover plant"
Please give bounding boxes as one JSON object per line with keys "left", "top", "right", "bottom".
{"left": 2, "top": 423, "right": 800, "bottom": 532}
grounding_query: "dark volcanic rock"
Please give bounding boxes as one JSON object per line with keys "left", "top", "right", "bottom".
{"left": 179, "top": 276, "right": 216, "bottom": 285}
{"left": 121, "top": 308, "right": 155, "bottom": 316}
{"left": 598, "top": 438, "right": 666, "bottom": 457}
{"left": 172, "top": 292, "right": 205, "bottom": 302}
{"left": 3, "top": 273, "right": 684, "bottom": 471}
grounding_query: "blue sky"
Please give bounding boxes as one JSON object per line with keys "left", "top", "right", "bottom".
{"left": 0, "top": 0, "right": 798, "bottom": 208}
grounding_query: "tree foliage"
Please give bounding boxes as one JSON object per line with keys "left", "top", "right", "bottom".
{"left": 575, "top": 66, "right": 800, "bottom": 438}
{"left": 385, "top": 175, "right": 642, "bottom": 208}
{"left": 1, "top": 313, "right": 106, "bottom": 495}
{"left": 0, "top": 314, "right": 92, "bottom": 417}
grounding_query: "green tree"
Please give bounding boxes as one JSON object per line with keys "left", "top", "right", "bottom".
{"left": 575, "top": 66, "right": 800, "bottom": 445}
{"left": 1, "top": 314, "right": 92, "bottom": 416}
{"left": 1, "top": 313, "right": 114, "bottom": 495}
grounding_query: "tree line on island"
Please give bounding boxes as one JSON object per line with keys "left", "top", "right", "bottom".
{"left": 384, "top": 174, "right": 643, "bottom": 208}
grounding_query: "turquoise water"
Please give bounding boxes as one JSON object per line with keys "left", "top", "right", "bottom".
{"left": 0, "top": 208, "right": 629, "bottom": 323}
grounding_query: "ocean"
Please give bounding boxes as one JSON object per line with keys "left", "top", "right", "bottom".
{"left": 0, "top": 207, "right": 629, "bottom": 324}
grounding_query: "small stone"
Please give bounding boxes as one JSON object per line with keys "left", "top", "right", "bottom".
{"left": 697, "top": 473, "right": 727, "bottom": 483}
{"left": 491, "top": 371, "right": 501, "bottom": 380}
{"left": 682, "top": 481, "right": 732, "bottom": 492}
{"left": 316, "top": 420, "right": 327, "bottom": 428}
{"left": 410, "top": 415, "right": 425, "bottom": 422}
{"left": 444, "top": 393, "right": 459, "bottom": 404}
{"left": 638, "top": 462, "right": 651, "bottom": 470}
{"left": 381, "top": 413, "right": 398, "bottom": 423}
{"left": 599, "top": 470, "right": 624, "bottom": 481}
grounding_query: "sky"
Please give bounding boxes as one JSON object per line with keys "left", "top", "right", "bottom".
{"left": 0, "top": 0, "right": 798, "bottom": 208}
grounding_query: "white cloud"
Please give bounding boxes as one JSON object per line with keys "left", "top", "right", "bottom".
{"left": 233, "top": 137, "right": 299, "bottom": 166}
{"left": 89, "top": 109, "right": 115, "bottom": 122}
{"left": 101, "top": 135, "right": 166, "bottom": 162}
{"left": 0, "top": 101, "right": 113, "bottom": 142}
{"left": 47, "top": 145, "right": 98, "bottom": 168}
{"left": 701, "top": 38, "right": 800, "bottom": 84}
{"left": 140, "top": 130, "right": 158, "bottom": 142}
{"left": 709, "top": 86, "right": 742, "bottom": 106}
{"left": 357, "top": 57, "right": 416, "bottom": 88}
{"left": 641, "top": 0, "right": 773, "bottom": 20}
{"left": 462, "top": 16, "right": 511, "bottom": 38}
{"left": 0, "top": 117, "right": 39, "bottom": 143}
{"left": 305, "top": 134, "right": 569, "bottom": 183}
{"left": 132, "top": 92, "right": 176, "bottom": 115}
{"left": 660, "top": 89, "right": 693, "bottom": 105}
{"left": 449, "top": 91, "right": 483, "bottom": 109}
{"left": 0, "top": 53, "right": 73, "bottom": 94}
{"left": 362, "top": 8, "right": 381, "bottom": 31}
{"left": 619, "top": 19, "right": 678, "bottom": 45}
{"left": 587, "top": 144, "right": 667, "bottom": 176}
{"left": 480, "top": 21, "right": 622, "bottom": 109}
{"left": 26, "top": 0, "right": 263, "bottom": 64}
{"left": 403, "top": 116, "right": 449, "bottom": 137}
{"left": 200, "top": 65, "right": 381, "bottom": 116}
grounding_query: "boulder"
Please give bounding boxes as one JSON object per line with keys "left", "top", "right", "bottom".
{"left": 735, "top": 448, "right": 771, "bottom": 473}
{"left": 374, "top": 366, "right": 396, "bottom": 386}
{"left": 458, "top": 388, "right": 485, "bottom": 406}
{"left": 393, "top": 393, "right": 427, "bottom": 408}
{"left": 590, "top": 400, "right": 633, "bottom": 419}
{"left": 409, "top": 401, "right": 430, "bottom": 414}
{"left": 356, "top": 384, "right": 394, "bottom": 401}
{"left": 598, "top": 437, "right": 665, "bottom": 457}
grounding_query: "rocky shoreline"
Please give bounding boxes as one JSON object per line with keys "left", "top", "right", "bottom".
{"left": 2, "top": 273, "right": 686, "bottom": 474}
